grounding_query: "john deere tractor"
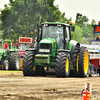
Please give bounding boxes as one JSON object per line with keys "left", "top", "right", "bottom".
{"left": 22, "top": 22, "right": 91, "bottom": 77}
{"left": 0, "top": 40, "right": 20, "bottom": 70}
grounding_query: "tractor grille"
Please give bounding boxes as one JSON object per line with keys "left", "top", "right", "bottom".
{"left": 39, "top": 43, "right": 52, "bottom": 54}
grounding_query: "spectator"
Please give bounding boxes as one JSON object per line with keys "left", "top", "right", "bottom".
{"left": 4, "top": 41, "right": 9, "bottom": 55}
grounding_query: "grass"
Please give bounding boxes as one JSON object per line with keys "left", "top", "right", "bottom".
{"left": 0, "top": 70, "right": 22, "bottom": 73}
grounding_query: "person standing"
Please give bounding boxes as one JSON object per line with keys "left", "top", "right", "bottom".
{"left": 4, "top": 41, "right": 9, "bottom": 55}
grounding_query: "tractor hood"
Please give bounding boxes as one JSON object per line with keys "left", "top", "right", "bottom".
{"left": 39, "top": 38, "right": 57, "bottom": 57}
{"left": 40, "top": 38, "right": 56, "bottom": 44}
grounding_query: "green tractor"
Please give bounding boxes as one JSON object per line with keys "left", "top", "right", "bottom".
{"left": 22, "top": 22, "right": 91, "bottom": 77}
{"left": 0, "top": 40, "right": 20, "bottom": 70}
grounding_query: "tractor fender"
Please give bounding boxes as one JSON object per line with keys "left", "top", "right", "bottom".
{"left": 68, "top": 40, "right": 80, "bottom": 55}
{"left": 58, "top": 49, "right": 70, "bottom": 53}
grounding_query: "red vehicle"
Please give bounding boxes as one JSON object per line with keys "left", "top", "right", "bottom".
{"left": 18, "top": 37, "right": 33, "bottom": 70}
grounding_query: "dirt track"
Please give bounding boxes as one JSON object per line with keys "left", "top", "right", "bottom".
{"left": 0, "top": 72, "right": 100, "bottom": 100}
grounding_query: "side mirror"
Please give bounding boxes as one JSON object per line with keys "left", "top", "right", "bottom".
{"left": 71, "top": 26, "right": 75, "bottom": 31}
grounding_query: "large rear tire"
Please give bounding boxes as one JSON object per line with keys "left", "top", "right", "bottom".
{"left": 69, "top": 45, "right": 80, "bottom": 77}
{"left": 78, "top": 47, "right": 89, "bottom": 77}
{"left": 55, "top": 52, "right": 70, "bottom": 77}
{"left": 9, "top": 52, "right": 20, "bottom": 70}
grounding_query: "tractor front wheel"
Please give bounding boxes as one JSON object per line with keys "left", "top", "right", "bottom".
{"left": 23, "top": 51, "right": 46, "bottom": 76}
{"left": 23, "top": 51, "right": 36, "bottom": 76}
{"left": 55, "top": 52, "right": 70, "bottom": 77}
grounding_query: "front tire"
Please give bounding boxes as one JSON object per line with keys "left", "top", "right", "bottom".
{"left": 23, "top": 51, "right": 46, "bottom": 76}
{"left": 23, "top": 51, "right": 35, "bottom": 76}
{"left": 55, "top": 52, "right": 70, "bottom": 77}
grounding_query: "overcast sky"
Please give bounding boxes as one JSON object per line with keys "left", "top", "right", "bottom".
{"left": 54, "top": 0, "right": 100, "bottom": 24}
{"left": 0, "top": 0, "right": 100, "bottom": 24}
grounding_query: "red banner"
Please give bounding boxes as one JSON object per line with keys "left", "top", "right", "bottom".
{"left": 19, "top": 37, "right": 32, "bottom": 43}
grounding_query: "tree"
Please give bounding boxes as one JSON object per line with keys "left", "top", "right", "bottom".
{"left": 1, "top": 0, "right": 68, "bottom": 40}
{"left": 71, "top": 24, "right": 84, "bottom": 43}
{"left": 82, "top": 24, "right": 93, "bottom": 38}
{"left": 59, "top": 12, "right": 72, "bottom": 24}
{"left": 75, "top": 13, "right": 89, "bottom": 28}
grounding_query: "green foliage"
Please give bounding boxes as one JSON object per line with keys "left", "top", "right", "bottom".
{"left": 75, "top": 13, "right": 89, "bottom": 28}
{"left": 82, "top": 24, "right": 93, "bottom": 38}
{"left": 75, "top": 12, "right": 96, "bottom": 42}
{"left": 0, "top": 0, "right": 63, "bottom": 40}
{"left": 71, "top": 24, "right": 84, "bottom": 43}
{"left": 0, "top": 1, "right": 97, "bottom": 43}
{"left": 0, "top": 22, "right": 2, "bottom": 30}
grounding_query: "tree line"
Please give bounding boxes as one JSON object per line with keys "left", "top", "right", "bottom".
{"left": 0, "top": 0, "right": 97, "bottom": 43}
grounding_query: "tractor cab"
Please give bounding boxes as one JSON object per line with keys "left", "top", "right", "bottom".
{"left": 41, "top": 24, "right": 64, "bottom": 49}
{"left": 39, "top": 22, "right": 74, "bottom": 50}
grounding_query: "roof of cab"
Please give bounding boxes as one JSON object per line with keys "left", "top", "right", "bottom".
{"left": 41, "top": 22, "right": 69, "bottom": 26}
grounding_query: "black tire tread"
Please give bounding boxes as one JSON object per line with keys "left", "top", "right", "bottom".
{"left": 78, "top": 47, "right": 89, "bottom": 77}
{"left": 23, "top": 51, "right": 35, "bottom": 76}
{"left": 55, "top": 52, "right": 70, "bottom": 77}
{"left": 69, "top": 45, "right": 80, "bottom": 77}
{"left": 9, "top": 52, "right": 20, "bottom": 70}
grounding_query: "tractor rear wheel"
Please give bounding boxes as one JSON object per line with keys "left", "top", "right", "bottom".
{"left": 69, "top": 45, "right": 80, "bottom": 77}
{"left": 9, "top": 52, "right": 20, "bottom": 70}
{"left": 78, "top": 47, "right": 89, "bottom": 77}
{"left": 55, "top": 52, "right": 70, "bottom": 77}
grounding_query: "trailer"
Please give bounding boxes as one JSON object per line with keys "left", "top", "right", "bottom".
{"left": 81, "top": 22, "right": 100, "bottom": 75}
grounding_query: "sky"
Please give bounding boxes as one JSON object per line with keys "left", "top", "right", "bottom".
{"left": 0, "top": 0, "right": 100, "bottom": 24}
{"left": 0, "top": 0, "right": 9, "bottom": 10}
{"left": 54, "top": 0, "right": 100, "bottom": 24}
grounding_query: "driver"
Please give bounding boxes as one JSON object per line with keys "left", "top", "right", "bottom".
{"left": 51, "top": 28, "right": 56, "bottom": 34}
{"left": 51, "top": 28, "right": 60, "bottom": 48}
